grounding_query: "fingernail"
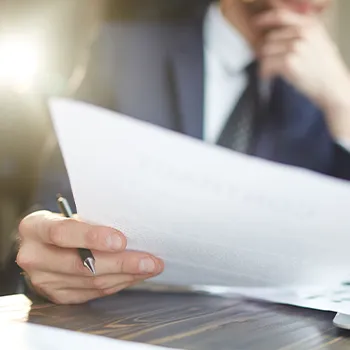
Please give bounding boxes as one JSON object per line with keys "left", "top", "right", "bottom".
{"left": 106, "top": 234, "right": 123, "bottom": 250}
{"left": 139, "top": 258, "right": 156, "bottom": 274}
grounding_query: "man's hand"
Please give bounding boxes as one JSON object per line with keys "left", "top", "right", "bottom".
{"left": 16, "top": 211, "right": 164, "bottom": 304}
{"left": 254, "top": 8, "right": 350, "bottom": 140}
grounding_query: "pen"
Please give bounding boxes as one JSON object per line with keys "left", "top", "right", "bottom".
{"left": 56, "top": 194, "right": 96, "bottom": 275}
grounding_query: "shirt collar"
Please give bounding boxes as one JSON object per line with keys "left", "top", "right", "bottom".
{"left": 204, "top": 2, "right": 255, "bottom": 74}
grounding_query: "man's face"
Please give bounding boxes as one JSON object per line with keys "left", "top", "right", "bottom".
{"left": 244, "top": 0, "right": 332, "bottom": 14}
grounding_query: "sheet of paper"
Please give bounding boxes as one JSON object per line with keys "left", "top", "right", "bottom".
{"left": 191, "top": 285, "right": 350, "bottom": 314}
{"left": 0, "top": 294, "right": 32, "bottom": 323}
{"left": 49, "top": 98, "right": 350, "bottom": 314}
{"left": 1, "top": 321, "right": 179, "bottom": 350}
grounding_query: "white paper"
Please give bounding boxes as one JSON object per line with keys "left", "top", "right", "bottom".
{"left": 49, "top": 98, "right": 350, "bottom": 314}
{"left": 0, "top": 294, "right": 32, "bottom": 323}
{"left": 191, "top": 285, "right": 350, "bottom": 314}
{"left": 0, "top": 321, "right": 179, "bottom": 350}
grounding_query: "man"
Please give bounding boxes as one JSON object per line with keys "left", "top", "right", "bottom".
{"left": 15, "top": 0, "right": 350, "bottom": 304}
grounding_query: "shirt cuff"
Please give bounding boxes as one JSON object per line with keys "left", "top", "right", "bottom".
{"left": 337, "top": 139, "right": 350, "bottom": 153}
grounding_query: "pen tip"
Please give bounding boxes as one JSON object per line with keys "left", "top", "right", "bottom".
{"left": 56, "top": 193, "right": 62, "bottom": 200}
{"left": 84, "top": 258, "right": 96, "bottom": 275}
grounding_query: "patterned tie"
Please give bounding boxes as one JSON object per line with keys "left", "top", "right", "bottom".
{"left": 216, "top": 61, "right": 259, "bottom": 154}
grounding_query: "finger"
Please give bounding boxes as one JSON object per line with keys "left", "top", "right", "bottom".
{"left": 29, "top": 271, "right": 151, "bottom": 290}
{"left": 45, "top": 289, "right": 105, "bottom": 305}
{"left": 260, "top": 38, "right": 304, "bottom": 58}
{"left": 71, "top": 273, "right": 150, "bottom": 290}
{"left": 254, "top": 9, "right": 306, "bottom": 29}
{"left": 19, "top": 211, "right": 126, "bottom": 252}
{"left": 46, "top": 282, "right": 136, "bottom": 304}
{"left": 260, "top": 42, "right": 291, "bottom": 57}
{"left": 17, "top": 242, "right": 163, "bottom": 276}
{"left": 264, "top": 27, "right": 303, "bottom": 42}
{"left": 94, "top": 250, "right": 164, "bottom": 276}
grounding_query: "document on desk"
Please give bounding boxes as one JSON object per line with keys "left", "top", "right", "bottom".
{"left": 2, "top": 321, "right": 180, "bottom": 350}
{"left": 49, "top": 98, "right": 350, "bottom": 315}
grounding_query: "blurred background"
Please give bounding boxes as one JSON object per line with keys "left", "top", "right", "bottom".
{"left": 0, "top": 0, "right": 103, "bottom": 265}
{"left": 0, "top": 0, "right": 349, "bottom": 292}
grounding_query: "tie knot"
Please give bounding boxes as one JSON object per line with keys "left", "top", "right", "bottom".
{"left": 245, "top": 61, "right": 258, "bottom": 76}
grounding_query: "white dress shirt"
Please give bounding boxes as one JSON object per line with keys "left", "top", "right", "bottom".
{"left": 203, "top": 2, "right": 254, "bottom": 143}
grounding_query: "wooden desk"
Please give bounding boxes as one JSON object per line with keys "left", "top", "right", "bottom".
{"left": 1, "top": 291, "right": 350, "bottom": 350}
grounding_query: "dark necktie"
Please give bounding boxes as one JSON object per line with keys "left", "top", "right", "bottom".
{"left": 216, "top": 61, "right": 259, "bottom": 154}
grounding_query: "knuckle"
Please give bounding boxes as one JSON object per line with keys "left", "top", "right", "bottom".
{"left": 29, "top": 274, "right": 43, "bottom": 288}
{"left": 16, "top": 246, "right": 37, "bottom": 271}
{"left": 84, "top": 228, "right": 99, "bottom": 247}
{"left": 100, "top": 289, "right": 112, "bottom": 297}
{"left": 115, "top": 257, "right": 125, "bottom": 273}
{"left": 30, "top": 275, "right": 50, "bottom": 294}
{"left": 102, "top": 286, "right": 121, "bottom": 296}
{"left": 29, "top": 278, "right": 57, "bottom": 302}
{"left": 18, "top": 216, "right": 31, "bottom": 240}
{"left": 125, "top": 274, "right": 138, "bottom": 283}
{"left": 18, "top": 210, "right": 52, "bottom": 240}
{"left": 91, "top": 276, "right": 107, "bottom": 290}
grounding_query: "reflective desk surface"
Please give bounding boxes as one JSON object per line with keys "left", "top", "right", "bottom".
{"left": 1, "top": 289, "right": 350, "bottom": 350}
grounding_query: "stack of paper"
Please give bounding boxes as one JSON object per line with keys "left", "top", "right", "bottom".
{"left": 2, "top": 321, "right": 180, "bottom": 350}
{"left": 49, "top": 99, "right": 350, "bottom": 315}
{"left": 0, "top": 294, "right": 32, "bottom": 323}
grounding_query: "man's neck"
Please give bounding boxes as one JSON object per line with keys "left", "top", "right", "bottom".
{"left": 219, "top": 0, "right": 262, "bottom": 51}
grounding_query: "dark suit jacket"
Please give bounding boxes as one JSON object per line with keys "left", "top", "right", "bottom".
{"left": 33, "top": 7, "right": 350, "bottom": 213}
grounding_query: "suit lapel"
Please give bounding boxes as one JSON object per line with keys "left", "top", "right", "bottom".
{"left": 170, "top": 17, "right": 205, "bottom": 140}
